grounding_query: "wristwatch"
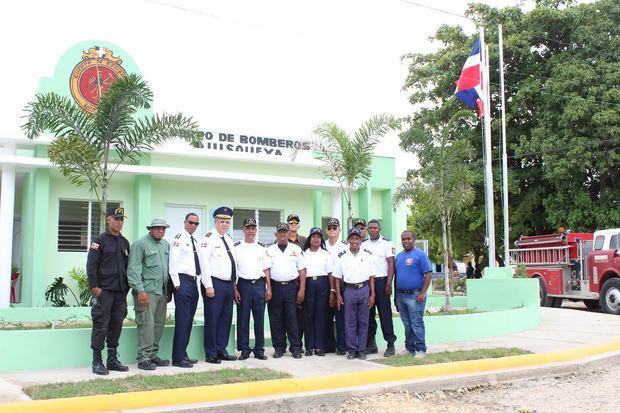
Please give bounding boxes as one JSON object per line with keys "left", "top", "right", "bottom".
{"left": 330, "top": 288, "right": 337, "bottom": 293}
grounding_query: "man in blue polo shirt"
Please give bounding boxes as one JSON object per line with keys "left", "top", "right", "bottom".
{"left": 394, "top": 230, "right": 432, "bottom": 358}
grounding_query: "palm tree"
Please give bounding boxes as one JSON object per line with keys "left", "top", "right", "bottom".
{"left": 309, "top": 114, "right": 400, "bottom": 230}
{"left": 22, "top": 73, "right": 203, "bottom": 227}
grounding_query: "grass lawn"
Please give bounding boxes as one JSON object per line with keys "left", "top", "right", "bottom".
{"left": 24, "top": 368, "right": 291, "bottom": 400}
{"left": 374, "top": 347, "right": 532, "bottom": 367}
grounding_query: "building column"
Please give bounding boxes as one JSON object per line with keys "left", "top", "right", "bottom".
{"left": 0, "top": 143, "right": 16, "bottom": 308}
{"left": 312, "top": 190, "right": 322, "bottom": 228}
{"left": 133, "top": 175, "right": 152, "bottom": 240}
{"left": 358, "top": 186, "right": 371, "bottom": 222}
{"left": 381, "top": 188, "right": 395, "bottom": 240}
{"left": 331, "top": 189, "right": 343, "bottom": 231}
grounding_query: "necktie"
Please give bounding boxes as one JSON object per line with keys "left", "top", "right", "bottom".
{"left": 221, "top": 236, "right": 237, "bottom": 282}
{"left": 190, "top": 236, "right": 201, "bottom": 275}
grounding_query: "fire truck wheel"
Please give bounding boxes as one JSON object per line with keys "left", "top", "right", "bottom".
{"left": 600, "top": 278, "right": 620, "bottom": 315}
{"left": 583, "top": 299, "right": 601, "bottom": 310}
{"left": 537, "top": 277, "right": 554, "bottom": 307}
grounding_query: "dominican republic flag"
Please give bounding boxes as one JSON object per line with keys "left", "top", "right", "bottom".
{"left": 455, "top": 38, "right": 484, "bottom": 117}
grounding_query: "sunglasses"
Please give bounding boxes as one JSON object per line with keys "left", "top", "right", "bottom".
{"left": 186, "top": 221, "right": 200, "bottom": 226}
{"left": 288, "top": 221, "right": 299, "bottom": 225}
{"left": 327, "top": 226, "right": 338, "bottom": 230}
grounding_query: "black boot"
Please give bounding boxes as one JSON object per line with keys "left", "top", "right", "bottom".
{"left": 107, "top": 348, "right": 129, "bottom": 372}
{"left": 92, "top": 350, "right": 109, "bottom": 375}
{"left": 366, "top": 337, "right": 378, "bottom": 354}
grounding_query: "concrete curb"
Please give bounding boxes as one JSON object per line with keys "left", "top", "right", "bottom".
{"left": 2, "top": 339, "right": 619, "bottom": 413}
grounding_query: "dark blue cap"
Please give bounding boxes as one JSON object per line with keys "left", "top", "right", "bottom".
{"left": 213, "top": 206, "right": 233, "bottom": 219}
{"left": 243, "top": 217, "right": 257, "bottom": 227}
{"left": 309, "top": 227, "right": 323, "bottom": 237}
{"left": 347, "top": 228, "right": 362, "bottom": 239}
{"left": 276, "top": 222, "right": 289, "bottom": 232}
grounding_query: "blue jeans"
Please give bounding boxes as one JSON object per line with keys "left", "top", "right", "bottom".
{"left": 396, "top": 291, "right": 426, "bottom": 353}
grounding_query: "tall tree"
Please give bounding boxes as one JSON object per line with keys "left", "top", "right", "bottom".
{"left": 23, "top": 74, "right": 203, "bottom": 227}
{"left": 309, "top": 114, "right": 400, "bottom": 229}
{"left": 400, "top": 0, "right": 620, "bottom": 265}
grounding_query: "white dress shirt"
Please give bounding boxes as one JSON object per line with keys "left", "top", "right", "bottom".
{"left": 332, "top": 248, "right": 373, "bottom": 284}
{"left": 198, "top": 230, "right": 237, "bottom": 289}
{"left": 266, "top": 243, "right": 306, "bottom": 282}
{"left": 234, "top": 240, "right": 271, "bottom": 280}
{"left": 168, "top": 229, "right": 201, "bottom": 288}
{"left": 303, "top": 248, "right": 333, "bottom": 277}
{"left": 362, "top": 236, "right": 395, "bottom": 278}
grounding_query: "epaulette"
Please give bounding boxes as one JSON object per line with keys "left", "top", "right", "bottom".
{"left": 205, "top": 232, "right": 212, "bottom": 237}
{"left": 258, "top": 241, "right": 266, "bottom": 247}
{"left": 337, "top": 250, "right": 347, "bottom": 257}
{"left": 234, "top": 241, "right": 241, "bottom": 246}
{"left": 382, "top": 236, "right": 390, "bottom": 241}
{"left": 174, "top": 233, "right": 182, "bottom": 239}
{"left": 363, "top": 248, "right": 373, "bottom": 255}
{"left": 341, "top": 240, "right": 348, "bottom": 244}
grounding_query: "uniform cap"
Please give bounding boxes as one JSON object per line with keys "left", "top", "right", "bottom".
{"left": 146, "top": 218, "right": 170, "bottom": 229}
{"left": 276, "top": 222, "right": 289, "bottom": 232}
{"left": 347, "top": 228, "right": 362, "bottom": 239}
{"left": 243, "top": 217, "right": 257, "bottom": 227}
{"left": 326, "top": 218, "right": 340, "bottom": 227}
{"left": 286, "top": 213, "right": 300, "bottom": 223}
{"left": 106, "top": 206, "right": 126, "bottom": 218}
{"left": 308, "top": 227, "right": 323, "bottom": 237}
{"left": 354, "top": 218, "right": 366, "bottom": 227}
{"left": 213, "top": 206, "right": 233, "bottom": 219}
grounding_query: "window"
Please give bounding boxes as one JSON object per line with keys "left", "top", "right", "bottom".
{"left": 58, "top": 200, "right": 120, "bottom": 252}
{"left": 593, "top": 235, "right": 605, "bottom": 251}
{"left": 232, "top": 208, "right": 282, "bottom": 243}
{"left": 610, "top": 234, "right": 618, "bottom": 250}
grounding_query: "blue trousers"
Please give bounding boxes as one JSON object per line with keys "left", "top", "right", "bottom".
{"left": 368, "top": 277, "right": 396, "bottom": 346}
{"left": 344, "top": 285, "right": 370, "bottom": 352}
{"left": 325, "top": 302, "right": 346, "bottom": 353}
{"left": 202, "top": 277, "right": 233, "bottom": 357}
{"left": 396, "top": 291, "right": 427, "bottom": 352}
{"left": 268, "top": 281, "right": 302, "bottom": 353}
{"left": 303, "top": 276, "right": 329, "bottom": 351}
{"left": 171, "top": 274, "right": 198, "bottom": 363}
{"left": 236, "top": 278, "right": 266, "bottom": 354}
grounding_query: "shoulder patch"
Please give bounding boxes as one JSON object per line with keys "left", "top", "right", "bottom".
{"left": 90, "top": 242, "right": 100, "bottom": 251}
{"left": 363, "top": 248, "right": 373, "bottom": 255}
{"left": 174, "top": 233, "right": 182, "bottom": 239}
{"left": 205, "top": 232, "right": 212, "bottom": 237}
{"left": 337, "top": 250, "right": 347, "bottom": 257}
{"left": 382, "top": 236, "right": 391, "bottom": 241}
{"left": 234, "top": 241, "right": 241, "bottom": 246}
{"left": 258, "top": 241, "right": 266, "bottom": 247}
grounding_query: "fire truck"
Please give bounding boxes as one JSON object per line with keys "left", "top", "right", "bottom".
{"left": 510, "top": 228, "right": 620, "bottom": 315}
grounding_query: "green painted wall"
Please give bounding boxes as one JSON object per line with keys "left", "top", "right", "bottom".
{"left": 368, "top": 156, "right": 396, "bottom": 189}
{"left": 467, "top": 278, "right": 540, "bottom": 311}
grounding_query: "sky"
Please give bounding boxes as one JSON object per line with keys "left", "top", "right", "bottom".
{"left": 1, "top": 0, "right": 522, "bottom": 175}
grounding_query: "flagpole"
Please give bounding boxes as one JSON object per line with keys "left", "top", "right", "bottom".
{"left": 480, "top": 29, "right": 496, "bottom": 268}
{"left": 498, "top": 24, "right": 510, "bottom": 266}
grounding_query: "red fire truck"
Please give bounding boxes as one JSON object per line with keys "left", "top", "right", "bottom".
{"left": 510, "top": 228, "right": 620, "bottom": 314}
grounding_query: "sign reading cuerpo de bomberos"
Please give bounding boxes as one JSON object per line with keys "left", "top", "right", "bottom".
{"left": 200, "top": 131, "right": 310, "bottom": 157}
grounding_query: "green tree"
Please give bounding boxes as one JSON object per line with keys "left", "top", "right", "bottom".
{"left": 22, "top": 73, "right": 203, "bottom": 227}
{"left": 400, "top": 0, "right": 620, "bottom": 264}
{"left": 309, "top": 114, "right": 400, "bottom": 229}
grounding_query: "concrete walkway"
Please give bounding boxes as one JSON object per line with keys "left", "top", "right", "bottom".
{"left": 0, "top": 306, "right": 618, "bottom": 410}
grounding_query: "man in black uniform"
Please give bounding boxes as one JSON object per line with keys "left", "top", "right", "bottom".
{"left": 87, "top": 207, "right": 131, "bottom": 375}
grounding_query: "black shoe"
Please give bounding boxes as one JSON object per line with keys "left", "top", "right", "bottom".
{"left": 347, "top": 352, "right": 356, "bottom": 360}
{"left": 92, "top": 360, "right": 109, "bottom": 375}
{"left": 218, "top": 353, "right": 237, "bottom": 361}
{"left": 107, "top": 358, "right": 129, "bottom": 372}
{"left": 150, "top": 356, "right": 170, "bottom": 366}
{"left": 172, "top": 359, "right": 193, "bottom": 368}
{"left": 384, "top": 345, "right": 395, "bottom": 357}
{"left": 358, "top": 352, "right": 367, "bottom": 360}
{"left": 304, "top": 350, "right": 313, "bottom": 356}
{"left": 138, "top": 360, "right": 156, "bottom": 370}
{"left": 254, "top": 352, "right": 268, "bottom": 360}
{"left": 205, "top": 355, "right": 221, "bottom": 364}
{"left": 336, "top": 350, "right": 347, "bottom": 356}
{"left": 185, "top": 357, "right": 198, "bottom": 364}
{"left": 239, "top": 350, "right": 252, "bottom": 360}
{"left": 315, "top": 350, "right": 325, "bottom": 357}
{"left": 273, "top": 350, "right": 284, "bottom": 359}
{"left": 365, "top": 345, "right": 378, "bottom": 355}
{"left": 292, "top": 352, "right": 302, "bottom": 359}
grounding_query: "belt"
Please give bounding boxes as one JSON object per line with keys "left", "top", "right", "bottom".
{"left": 374, "top": 276, "right": 387, "bottom": 279}
{"left": 179, "top": 273, "right": 198, "bottom": 279}
{"left": 211, "top": 277, "right": 232, "bottom": 283}
{"left": 398, "top": 288, "right": 421, "bottom": 294}
{"left": 272, "top": 279, "right": 299, "bottom": 286}
{"left": 344, "top": 281, "right": 368, "bottom": 289}
{"left": 307, "top": 276, "right": 327, "bottom": 281}
{"left": 238, "top": 277, "right": 265, "bottom": 284}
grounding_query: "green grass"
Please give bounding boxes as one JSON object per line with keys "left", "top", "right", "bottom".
{"left": 374, "top": 347, "right": 532, "bottom": 367}
{"left": 24, "top": 368, "right": 291, "bottom": 400}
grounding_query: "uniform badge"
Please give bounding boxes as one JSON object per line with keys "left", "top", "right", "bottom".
{"left": 291, "top": 251, "right": 298, "bottom": 256}
{"left": 173, "top": 241, "right": 180, "bottom": 247}
{"left": 90, "top": 242, "right": 100, "bottom": 251}
{"left": 406, "top": 257, "right": 414, "bottom": 265}
{"left": 201, "top": 242, "right": 208, "bottom": 248}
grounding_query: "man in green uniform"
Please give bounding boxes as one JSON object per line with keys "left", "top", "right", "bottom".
{"left": 127, "top": 218, "right": 171, "bottom": 370}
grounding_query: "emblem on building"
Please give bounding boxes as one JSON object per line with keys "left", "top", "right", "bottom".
{"left": 69, "top": 46, "right": 127, "bottom": 113}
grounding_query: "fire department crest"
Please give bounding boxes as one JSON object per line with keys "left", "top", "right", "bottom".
{"left": 69, "top": 46, "right": 127, "bottom": 113}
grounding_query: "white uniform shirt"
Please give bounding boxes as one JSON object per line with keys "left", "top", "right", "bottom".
{"left": 325, "top": 239, "right": 348, "bottom": 257}
{"left": 198, "top": 231, "right": 237, "bottom": 288}
{"left": 266, "top": 243, "right": 306, "bottom": 282}
{"left": 363, "top": 236, "right": 395, "bottom": 278}
{"left": 332, "top": 248, "right": 373, "bottom": 284}
{"left": 168, "top": 229, "right": 201, "bottom": 288}
{"left": 234, "top": 240, "right": 271, "bottom": 280}
{"left": 303, "top": 248, "right": 333, "bottom": 277}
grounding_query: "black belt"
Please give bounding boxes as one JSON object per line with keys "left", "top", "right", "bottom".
{"left": 272, "top": 279, "right": 299, "bottom": 286}
{"left": 307, "top": 276, "right": 327, "bottom": 281}
{"left": 398, "top": 288, "right": 421, "bottom": 294}
{"left": 179, "top": 273, "right": 198, "bottom": 279}
{"left": 374, "top": 276, "right": 387, "bottom": 279}
{"left": 238, "top": 277, "right": 265, "bottom": 284}
{"left": 344, "top": 281, "right": 368, "bottom": 289}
